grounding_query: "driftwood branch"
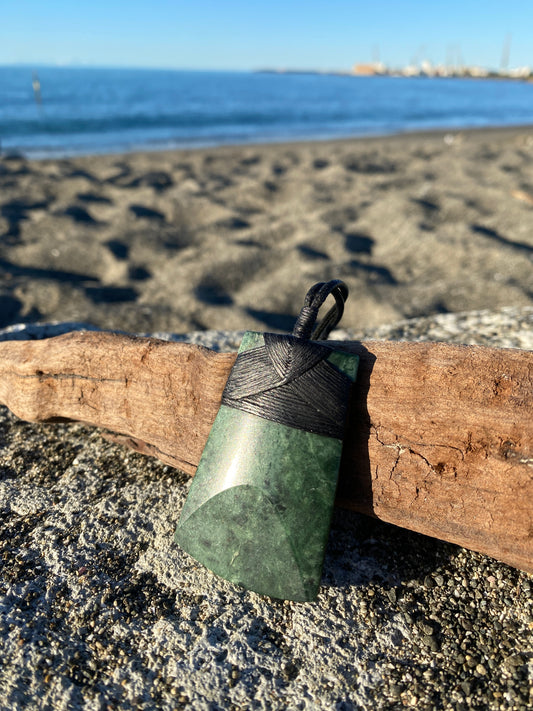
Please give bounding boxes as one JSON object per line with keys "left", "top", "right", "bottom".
{"left": 0, "top": 331, "right": 531, "bottom": 573}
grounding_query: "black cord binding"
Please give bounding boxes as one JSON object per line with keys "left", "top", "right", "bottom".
{"left": 221, "top": 280, "right": 352, "bottom": 438}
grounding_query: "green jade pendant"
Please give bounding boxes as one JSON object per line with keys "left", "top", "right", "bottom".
{"left": 175, "top": 281, "right": 359, "bottom": 601}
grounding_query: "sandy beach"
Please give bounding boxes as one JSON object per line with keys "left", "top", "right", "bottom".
{"left": 1, "top": 126, "right": 532, "bottom": 335}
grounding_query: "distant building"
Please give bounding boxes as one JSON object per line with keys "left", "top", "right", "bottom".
{"left": 350, "top": 57, "right": 531, "bottom": 81}
{"left": 420, "top": 60, "right": 433, "bottom": 76}
{"left": 506, "top": 66, "right": 531, "bottom": 78}
{"left": 468, "top": 66, "right": 489, "bottom": 78}
{"left": 400, "top": 65, "right": 420, "bottom": 77}
{"left": 352, "top": 62, "right": 385, "bottom": 76}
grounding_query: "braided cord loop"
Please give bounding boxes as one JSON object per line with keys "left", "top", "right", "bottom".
{"left": 292, "top": 280, "right": 348, "bottom": 341}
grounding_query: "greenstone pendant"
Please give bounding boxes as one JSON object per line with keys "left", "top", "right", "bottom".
{"left": 175, "top": 281, "right": 358, "bottom": 601}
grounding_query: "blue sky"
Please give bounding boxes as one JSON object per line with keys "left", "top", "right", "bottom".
{"left": 1, "top": 1, "right": 532, "bottom": 72}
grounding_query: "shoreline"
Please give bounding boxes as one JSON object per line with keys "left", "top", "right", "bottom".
{"left": 6, "top": 122, "right": 533, "bottom": 162}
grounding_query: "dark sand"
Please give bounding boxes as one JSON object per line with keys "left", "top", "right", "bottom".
{"left": 1, "top": 126, "right": 532, "bottom": 334}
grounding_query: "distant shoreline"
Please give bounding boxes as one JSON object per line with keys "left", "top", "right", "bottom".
{"left": 5, "top": 122, "right": 532, "bottom": 162}
{"left": 255, "top": 68, "right": 533, "bottom": 82}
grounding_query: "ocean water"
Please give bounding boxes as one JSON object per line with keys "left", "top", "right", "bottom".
{"left": 1, "top": 66, "right": 533, "bottom": 157}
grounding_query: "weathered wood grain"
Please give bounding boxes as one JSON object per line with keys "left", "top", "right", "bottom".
{"left": 0, "top": 331, "right": 531, "bottom": 572}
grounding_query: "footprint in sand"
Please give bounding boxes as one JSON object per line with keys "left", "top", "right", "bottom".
{"left": 475, "top": 148, "right": 500, "bottom": 162}
{"left": 105, "top": 240, "right": 129, "bottom": 260}
{"left": 462, "top": 197, "right": 494, "bottom": 217}
{"left": 240, "top": 155, "right": 261, "bottom": 167}
{"left": 65, "top": 168, "right": 100, "bottom": 184}
{"left": 320, "top": 206, "right": 359, "bottom": 231}
{"left": 234, "top": 238, "right": 264, "bottom": 248}
{"left": 298, "top": 244, "right": 329, "bottom": 260}
{"left": 195, "top": 251, "right": 267, "bottom": 307}
{"left": 263, "top": 180, "right": 278, "bottom": 194}
{"left": 105, "top": 163, "right": 136, "bottom": 186}
{"left": 411, "top": 197, "right": 441, "bottom": 232}
{"left": 312, "top": 158, "right": 329, "bottom": 170}
{"left": 63, "top": 205, "right": 101, "bottom": 225}
{"left": 126, "top": 171, "right": 174, "bottom": 192}
{"left": 272, "top": 163, "right": 287, "bottom": 176}
{"left": 194, "top": 279, "right": 234, "bottom": 306}
{"left": 343, "top": 152, "right": 398, "bottom": 174}
{"left": 129, "top": 204, "right": 166, "bottom": 221}
{"left": 344, "top": 233, "right": 374, "bottom": 256}
{"left": 84, "top": 285, "right": 138, "bottom": 304}
{"left": 348, "top": 259, "right": 398, "bottom": 286}
{"left": 77, "top": 192, "right": 113, "bottom": 205}
{"left": 282, "top": 150, "right": 300, "bottom": 167}
{"left": 128, "top": 265, "right": 151, "bottom": 281}
{"left": 0, "top": 157, "right": 31, "bottom": 177}
{"left": 1, "top": 197, "right": 51, "bottom": 239}
{"left": 499, "top": 164, "right": 522, "bottom": 174}
{"left": 412, "top": 197, "right": 440, "bottom": 212}
{"left": 216, "top": 216, "right": 251, "bottom": 231}
{"left": 206, "top": 173, "right": 234, "bottom": 190}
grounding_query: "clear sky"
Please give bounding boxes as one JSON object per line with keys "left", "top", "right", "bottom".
{"left": 1, "top": 0, "right": 532, "bottom": 72}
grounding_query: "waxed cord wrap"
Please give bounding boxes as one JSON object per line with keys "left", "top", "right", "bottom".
{"left": 221, "top": 280, "right": 352, "bottom": 438}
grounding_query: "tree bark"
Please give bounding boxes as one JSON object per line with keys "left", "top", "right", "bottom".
{"left": 0, "top": 331, "right": 531, "bottom": 573}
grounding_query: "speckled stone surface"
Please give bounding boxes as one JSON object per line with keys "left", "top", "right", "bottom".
{"left": 0, "top": 310, "right": 532, "bottom": 710}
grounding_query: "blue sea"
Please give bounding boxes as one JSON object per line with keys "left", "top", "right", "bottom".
{"left": 1, "top": 66, "right": 533, "bottom": 158}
